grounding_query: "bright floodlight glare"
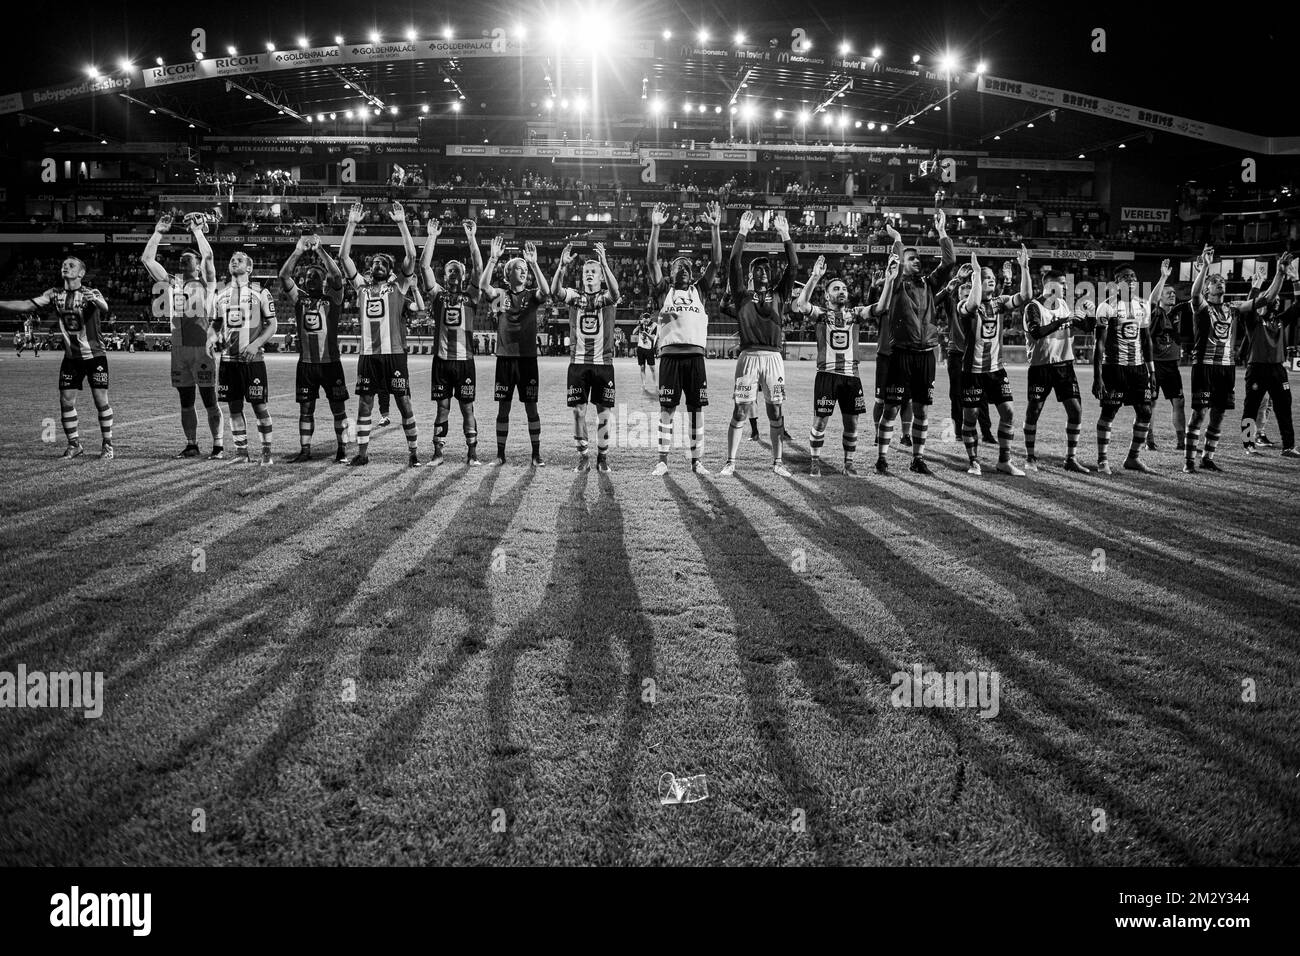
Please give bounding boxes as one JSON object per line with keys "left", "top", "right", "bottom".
{"left": 822, "top": 113, "right": 832, "bottom": 127}
{"left": 867, "top": 121, "right": 876, "bottom": 130}
{"left": 406, "top": 28, "right": 417, "bottom": 42}
{"left": 330, "top": 112, "right": 337, "bottom": 120}
{"left": 734, "top": 32, "right": 745, "bottom": 45}
{"left": 345, "top": 109, "right": 354, "bottom": 118}
{"left": 976, "top": 61, "right": 987, "bottom": 74}
{"left": 334, "top": 35, "right": 344, "bottom": 45}
{"left": 714, "top": 104, "right": 722, "bottom": 114}
{"left": 1027, "top": 122, "right": 1035, "bottom": 128}
{"left": 316, "top": 113, "right": 324, "bottom": 121}
{"left": 420, "top": 104, "right": 429, "bottom": 113}
{"left": 992, "top": 134, "right": 999, "bottom": 140}
{"left": 545, "top": 97, "right": 555, "bottom": 109}
{"left": 451, "top": 102, "right": 461, "bottom": 112}
{"left": 650, "top": 98, "right": 664, "bottom": 113}
{"left": 940, "top": 54, "right": 956, "bottom": 72}
{"left": 266, "top": 42, "right": 276, "bottom": 52}
{"left": 155, "top": 57, "right": 164, "bottom": 66}
{"left": 560, "top": 98, "right": 570, "bottom": 109}
{"left": 662, "top": 29, "right": 672, "bottom": 40}
{"left": 683, "top": 101, "right": 691, "bottom": 113}
{"left": 298, "top": 37, "right": 309, "bottom": 49}
{"left": 773, "top": 109, "right": 783, "bottom": 119}
{"left": 839, "top": 41, "right": 850, "bottom": 56}
{"left": 1118, "top": 142, "right": 1126, "bottom": 148}
{"left": 1078, "top": 153, "right": 1085, "bottom": 159}
{"left": 911, "top": 53, "right": 920, "bottom": 63}
{"left": 741, "top": 103, "right": 755, "bottom": 120}
{"left": 871, "top": 46, "right": 882, "bottom": 58}
{"left": 698, "top": 104, "right": 707, "bottom": 113}
{"left": 369, "top": 31, "right": 380, "bottom": 43}
{"left": 87, "top": 66, "right": 99, "bottom": 78}
{"left": 118, "top": 58, "right": 132, "bottom": 71}
{"left": 838, "top": 113, "right": 849, "bottom": 127}
{"left": 373, "top": 107, "right": 381, "bottom": 116}
{"left": 390, "top": 105, "right": 399, "bottom": 115}
{"left": 697, "top": 29, "right": 708, "bottom": 43}
{"left": 797, "top": 110, "right": 810, "bottom": 124}
{"left": 442, "top": 27, "right": 453, "bottom": 41}
{"left": 227, "top": 45, "right": 237, "bottom": 56}
{"left": 729, "top": 105, "right": 737, "bottom": 115}
{"left": 575, "top": 97, "right": 587, "bottom": 112}
{"left": 879, "top": 124, "right": 887, "bottom": 132}
{"left": 854, "top": 120, "right": 862, "bottom": 128}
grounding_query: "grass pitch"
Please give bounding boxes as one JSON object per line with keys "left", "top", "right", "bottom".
{"left": 1, "top": 351, "right": 1297, "bottom": 865}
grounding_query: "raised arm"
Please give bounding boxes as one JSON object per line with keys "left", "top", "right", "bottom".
{"left": 700, "top": 201, "right": 722, "bottom": 289}
{"left": 773, "top": 212, "right": 797, "bottom": 297}
{"left": 874, "top": 257, "right": 900, "bottom": 316}
{"left": 522, "top": 242, "right": 549, "bottom": 300}
{"left": 339, "top": 202, "right": 364, "bottom": 288}
{"left": 188, "top": 213, "right": 217, "bottom": 286}
{"left": 480, "top": 234, "right": 504, "bottom": 301}
{"left": 927, "top": 207, "right": 956, "bottom": 289}
{"left": 647, "top": 202, "right": 667, "bottom": 286}
{"left": 551, "top": 243, "right": 574, "bottom": 299}
{"left": 141, "top": 214, "right": 172, "bottom": 284}
{"left": 420, "top": 220, "right": 443, "bottom": 297}
{"left": 1014, "top": 245, "right": 1033, "bottom": 307}
{"left": 593, "top": 242, "right": 618, "bottom": 300}
{"left": 884, "top": 220, "right": 903, "bottom": 268}
{"left": 1189, "top": 244, "right": 1212, "bottom": 306}
{"left": 313, "top": 236, "right": 343, "bottom": 289}
{"left": 278, "top": 235, "right": 311, "bottom": 303}
{"left": 962, "top": 252, "right": 982, "bottom": 314}
{"left": 463, "top": 219, "right": 484, "bottom": 283}
{"left": 794, "top": 255, "right": 826, "bottom": 315}
{"left": 1147, "top": 258, "right": 1172, "bottom": 315}
{"left": 390, "top": 201, "right": 417, "bottom": 277}
{"left": 730, "top": 210, "right": 753, "bottom": 293}
{"left": 1253, "top": 252, "right": 1292, "bottom": 308}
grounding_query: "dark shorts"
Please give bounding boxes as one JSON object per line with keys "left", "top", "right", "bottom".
{"left": 1191, "top": 364, "right": 1235, "bottom": 411}
{"left": 567, "top": 363, "right": 616, "bottom": 408}
{"left": 296, "top": 360, "right": 350, "bottom": 404}
{"left": 58, "top": 354, "right": 109, "bottom": 391}
{"left": 1153, "top": 360, "right": 1184, "bottom": 400}
{"left": 1100, "top": 364, "right": 1151, "bottom": 409}
{"left": 1027, "top": 362, "right": 1080, "bottom": 405}
{"left": 1244, "top": 363, "right": 1289, "bottom": 410}
{"left": 356, "top": 354, "right": 411, "bottom": 397}
{"left": 658, "top": 353, "right": 709, "bottom": 410}
{"left": 962, "top": 369, "right": 1014, "bottom": 408}
{"left": 879, "top": 350, "right": 936, "bottom": 407}
{"left": 431, "top": 357, "right": 476, "bottom": 403}
{"left": 636, "top": 347, "right": 656, "bottom": 368}
{"left": 218, "top": 360, "right": 269, "bottom": 404}
{"left": 814, "top": 371, "right": 866, "bottom": 418}
{"left": 494, "top": 356, "right": 540, "bottom": 403}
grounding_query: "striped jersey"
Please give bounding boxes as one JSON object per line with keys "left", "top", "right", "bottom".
{"left": 357, "top": 279, "right": 413, "bottom": 356}
{"left": 166, "top": 275, "right": 214, "bottom": 348}
{"left": 561, "top": 289, "right": 617, "bottom": 365}
{"left": 1096, "top": 301, "right": 1148, "bottom": 366}
{"left": 1023, "top": 298, "right": 1075, "bottom": 366}
{"left": 1192, "top": 301, "right": 1237, "bottom": 366}
{"left": 961, "top": 297, "right": 1013, "bottom": 373}
{"left": 635, "top": 321, "right": 658, "bottom": 351}
{"left": 213, "top": 282, "right": 277, "bottom": 363}
{"left": 491, "top": 287, "right": 545, "bottom": 357}
{"left": 295, "top": 288, "right": 344, "bottom": 364}
{"left": 655, "top": 279, "right": 710, "bottom": 354}
{"left": 33, "top": 286, "right": 108, "bottom": 359}
{"left": 809, "top": 305, "right": 865, "bottom": 376}
{"left": 431, "top": 288, "right": 478, "bottom": 361}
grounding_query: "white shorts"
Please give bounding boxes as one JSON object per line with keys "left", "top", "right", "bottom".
{"left": 171, "top": 344, "right": 219, "bottom": 388}
{"left": 733, "top": 351, "right": 785, "bottom": 408}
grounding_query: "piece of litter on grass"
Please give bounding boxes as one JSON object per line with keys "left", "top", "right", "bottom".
{"left": 659, "top": 772, "right": 709, "bottom": 805}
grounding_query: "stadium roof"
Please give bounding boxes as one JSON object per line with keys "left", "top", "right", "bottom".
{"left": 2, "top": 1, "right": 1296, "bottom": 171}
